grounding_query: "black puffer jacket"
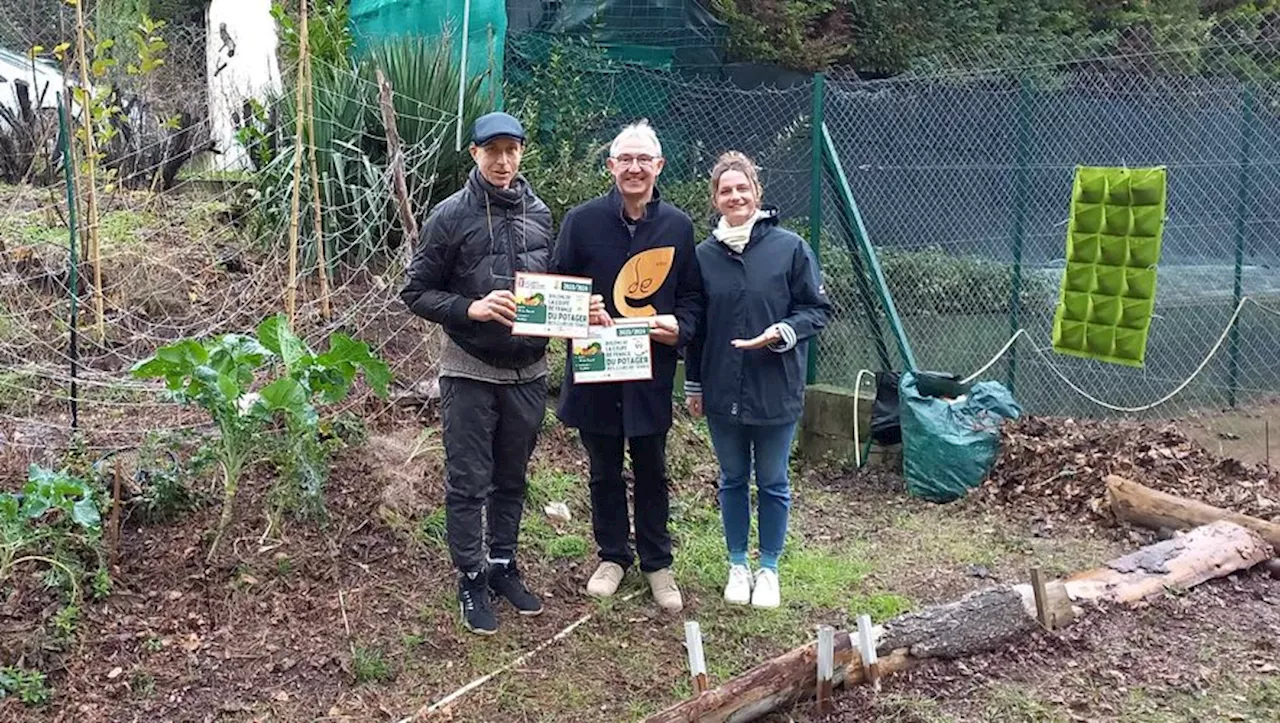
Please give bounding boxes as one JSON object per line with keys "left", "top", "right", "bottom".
{"left": 401, "top": 168, "right": 553, "bottom": 369}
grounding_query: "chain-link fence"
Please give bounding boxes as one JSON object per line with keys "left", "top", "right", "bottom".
{"left": 819, "top": 29, "right": 1280, "bottom": 419}
{"left": 6, "top": 4, "right": 1280, "bottom": 457}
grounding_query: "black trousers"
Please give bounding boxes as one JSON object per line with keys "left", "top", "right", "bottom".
{"left": 579, "top": 432, "right": 673, "bottom": 573}
{"left": 440, "top": 376, "right": 546, "bottom": 573}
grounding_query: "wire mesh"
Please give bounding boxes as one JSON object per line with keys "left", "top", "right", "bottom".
{"left": 822, "top": 28, "right": 1280, "bottom": 418}
{"left": 6, "top": 5, "right": 1280, "bottom": 475}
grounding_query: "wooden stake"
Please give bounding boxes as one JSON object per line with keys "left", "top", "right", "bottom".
{"left": 284, "top": 0, "right": 310, "bottom": 324}
{"left": 72, "top": 0, "right": 104, "bottom": 341}
{"left": 109, "top": 457, "right": 123, "bottom": 567}
{"left": 301, "top": 5, "right": 330, "bottom": 321}
{"left": 1030, "top": 568, "right": 1050, "bottom": 630}
{"left": 816, "top": 625, "right": 834, "bottom": 714}
{"left": 856, "top": 613, "right": 880, "bottom": 692}
{"left": 685, "top": 621, "right": 709, "bottom": 695}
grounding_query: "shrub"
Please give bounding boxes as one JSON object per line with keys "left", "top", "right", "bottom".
{"left": 786, "top": 220, "right": 1054, "bottom": 318}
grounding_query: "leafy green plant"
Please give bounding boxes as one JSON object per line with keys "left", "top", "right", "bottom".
{"left": 254, "top": 314, "right": 391, "bottom": 522}
{"left": 51, "top": 604, "right": 80, "bottom": 643}
{"left": 131, "top": 315, "right": 390, "bottom": 560}
{"left": 0, "top": 465, "right": 104, "bottom": 601}
{"left": 510, "top": 36, "right": 618, "bottom": 224}
{"left": 272, "top": 0, "right": 354, "bottom": 72}
{"left": 130, "top": 333, "right": 270, "bottom": 561}
{"left": 0, "top": 666, "right": 50, "bottom": 706}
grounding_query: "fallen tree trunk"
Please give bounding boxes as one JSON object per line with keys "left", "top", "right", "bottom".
{"left": 645, "top": 520, "right": 1272, "bottom": 723}
{"left": 1105, "top": 474, "right": 1280, "bottom": 551}
{"left": 1064, "top": 519, "right": 1273, "bottom": 604}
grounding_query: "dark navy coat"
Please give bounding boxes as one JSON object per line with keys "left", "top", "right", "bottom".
{"left": 685, "top": 209, "right": 832, "bottom": 426}
{"left": 553, "top": 187, "right": 704, "bottom": 438}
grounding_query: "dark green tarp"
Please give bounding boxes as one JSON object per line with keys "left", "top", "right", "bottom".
{"left": 349, "top": 0, "right": 507, "bottom": 104}
{"left": 508, "top": 0, "right": 726, "bottom": 69}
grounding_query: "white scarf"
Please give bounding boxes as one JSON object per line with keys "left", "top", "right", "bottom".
{"left": 713, "top": 209, "right": 767, "bottom": 254}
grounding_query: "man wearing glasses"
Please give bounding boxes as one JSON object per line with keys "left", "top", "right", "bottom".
{"left": 401, "top": 112, "right": 552, "bottom": 636}
{"left": 552, "top": 120, "right": 704, "bottom": 613}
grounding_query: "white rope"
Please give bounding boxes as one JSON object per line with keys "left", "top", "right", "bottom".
{"left": 960, "top": 329, "right": 1028, "bottom": 386}
{"left": 852, "top": 368, "right": 874, "bottom": 467}
{"left": 958, "top": 296, "right": 1256, "bottom": 413}
{"left": 399, "top": 589, "right": 644, "bottom": 721}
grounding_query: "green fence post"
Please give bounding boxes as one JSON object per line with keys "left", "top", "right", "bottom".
{"left": 1006, "top": 75, "right": 1033, "bottom": 396}
{"left": 57, "top": 92, "right": 80, "bottom": 430}
{"left": 1229, "top": 83, "right": 1255, "bottom": 409}
{"left": 822, "top": 123, "right": 918, "bottom": 371}
{"left": 807, "top": 72, "right": 824, "bottom": 385}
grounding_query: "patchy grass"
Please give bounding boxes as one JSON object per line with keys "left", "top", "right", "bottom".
{"left": 544, "top": 534, "right": 589, "bottom": 560}
{"left": 352, "top": 646, "right": 396, "bottom": 685}
{"left": 417, "top": 508, "right": 447, "bottom": 548}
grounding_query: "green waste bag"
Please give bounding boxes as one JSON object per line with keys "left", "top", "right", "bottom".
{"left": 900, "top": 371, "right": 1022, "bottom": 503}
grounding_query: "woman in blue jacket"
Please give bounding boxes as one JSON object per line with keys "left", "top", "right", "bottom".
{"left": 684, "top": 151, "right": 833, "bottom": 609}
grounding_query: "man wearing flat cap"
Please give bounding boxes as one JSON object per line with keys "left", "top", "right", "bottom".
{"left": 401, "top": 112, "right": 554, "bottom": 635}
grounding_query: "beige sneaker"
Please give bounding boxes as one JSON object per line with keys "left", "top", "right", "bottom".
{"left": 586, "top": 561, "right": 624, "bottom": 598}
{"left": 645, "top": 568, "right": 684, "bottom": 613}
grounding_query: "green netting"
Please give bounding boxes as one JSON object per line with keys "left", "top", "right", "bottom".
{"left": 349, "top": 0, "right": 506, "bottom": 104}
{"left": 1052, "top": 166, "right": 1168, "bottom": 368}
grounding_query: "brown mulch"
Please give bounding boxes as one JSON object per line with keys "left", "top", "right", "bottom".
{"left": 974, "top": 417, "right": 1280, "bottom": 529}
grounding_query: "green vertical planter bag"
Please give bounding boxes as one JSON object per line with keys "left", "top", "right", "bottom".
{"left": 1052, "top": 165, "right": 1168, "bottom": 367}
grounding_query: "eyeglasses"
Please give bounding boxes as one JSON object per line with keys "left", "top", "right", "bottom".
{"left": 612, "top": 154, "right": 659, "bottom": 169}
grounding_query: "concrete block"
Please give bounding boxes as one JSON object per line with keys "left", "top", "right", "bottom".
{"left": 802, "top": 384, "right": 861, "bottom": 437}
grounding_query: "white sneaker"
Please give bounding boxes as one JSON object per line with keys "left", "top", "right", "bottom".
{"left": 751, "top": 568, "right": 781, "bottom": 609}
{"left": 723, "top": 564, "right": 753, "bottom": 605}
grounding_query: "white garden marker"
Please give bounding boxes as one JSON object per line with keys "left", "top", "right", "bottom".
{"left": 856, "top": 614, "right": 880, "bottom": 691}
{"left": 684, "top": 621, "right": 709, "bottom": 694}
{"left": 816, "top": 625, "right": 835, "bottom": 713}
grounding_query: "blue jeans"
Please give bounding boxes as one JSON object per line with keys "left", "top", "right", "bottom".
{"left": 706, "top": 417, "right": 798, "bottom": 571}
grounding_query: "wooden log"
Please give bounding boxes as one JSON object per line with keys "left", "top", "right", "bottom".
{"left": 1065, "top": 519, "right": 1273, "bottom": 604}
{"left": 645, "top": 520, "right": 1270, "bottom": 723}
{"left": 1105, "top": 474, "right": 1280, "bottom": 551}
{"left": 877, "top": 586, "right": 1036, "bottom": 659}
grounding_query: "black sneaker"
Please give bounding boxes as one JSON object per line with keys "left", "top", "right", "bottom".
{"left": 458, "top": 571, "right": 498, "bottom": 635}
{"left": 488, "top": 561, "right": 544, "bottom": 616}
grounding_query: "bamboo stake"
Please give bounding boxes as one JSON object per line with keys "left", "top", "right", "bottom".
{"left": 72, "top": 0, "right": 104, "bottom": 341}
{"left": 284, "top": 0, "right": 310, "bottom": 324}
{"left": 301, "top": 5, "right": 330, "bottom": 321}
